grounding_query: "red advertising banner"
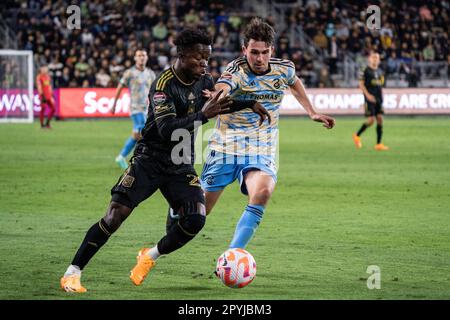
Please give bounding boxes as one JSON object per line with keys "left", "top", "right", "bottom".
{"left": 280, "top": 88, "right": 450, "bottom": 115}
{"left": 4, "top": 88, "right": 447, "bottom": 119}
{"left": 58, "top": 88, "right": 130, "bottom": 118}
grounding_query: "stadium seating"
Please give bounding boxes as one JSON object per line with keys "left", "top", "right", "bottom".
{"left": 1, "top": 0, "right": 448, "bottom": 88}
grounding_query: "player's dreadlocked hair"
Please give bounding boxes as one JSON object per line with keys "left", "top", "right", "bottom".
{"left": 174, "top": 28, "right": 212, "bottom": 54}
{"left": 243, "top": 17, "right": 275, "bottom": 47}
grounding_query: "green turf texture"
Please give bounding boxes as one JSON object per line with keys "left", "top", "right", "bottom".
{"left": 1, "top": 117, "right": 449, "bottom": 300}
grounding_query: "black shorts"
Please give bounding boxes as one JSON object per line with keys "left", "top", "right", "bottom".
{"left": 111, "top": 153, "right": 204, "bottom": 210}
{"left": 364, "top": 100, "right": 384, "bottom": 117}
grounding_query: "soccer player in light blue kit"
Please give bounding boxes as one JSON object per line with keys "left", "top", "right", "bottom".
{"left": 201, "top": 18, "right": 336, "bottom": 249}
{"left": 111, "top": 49, "right": 156, "bottom": 169}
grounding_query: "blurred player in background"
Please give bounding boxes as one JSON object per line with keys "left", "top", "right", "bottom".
{"left": 36, "top": 65, "right": 55, "bottom": 129}
{"left": 111, "top": 49, "right": 156, "bottom": 169}
{"left": 198, "top": 18, "right": 334, "bottom": 250}
{"left": 353, "top": 51, "right": 389, "bottom": 151}
{"left": 60, "top": 29, "right": 268, "bottom": 292}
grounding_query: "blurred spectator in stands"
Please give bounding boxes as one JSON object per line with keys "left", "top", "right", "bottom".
{"left": 305, "top": 0, "right": 320, "bottom": 9}
{"left": 96, "top": 68, "right": 111, "bottom": 87}
{"left": 157, "top": 56, "right": 170, "bottom": 71}
{"left": 59, "top": 67, "right": 71, "bottom": 88}
{"left": 4, "top": 0, "right": 448, "bottom": 89}
{"left": 318, "top": 67, "right": 333, "bottom": 88}
{"left": 313, "top": 26, "right": 328, "bottom": 51}
{"left": 328, "top": 35, "right": 338, "bottom": 74}
{"left": 404, "top": 64, "right": 420, "bottom": 87}
{"left": 229, "top": 14, "right": 243, "bottom": 31}
{"left": 48, "top": 56, "right": 64, "bottom": 87}
{"left": 419, "top": 5, "right": 433, "bottom": 21}
{"left": 140, "top": 30, "right": 153, "bottom": 49}
{"left": 185, "top": 9, "right": 200, "bottom": 26}
{"left": 81, "top": 28, "right": 94, "bottom": 46}
{"left": 325, "top": 23, "right": 335, "bottom": 38}
{"left": 75, "top": 56, "right": 90, "bottom": 79}
{"left": 386, "top": 51, "right": 400, "bottom": 75}
{"left": 82, "top": 79, "right": 90, "bottom": 88}
{"left": 152, "top": 19, "right": 169, "bottom": 41}
{"left": 423, "top": 42, "right": 436, "bottom": 61}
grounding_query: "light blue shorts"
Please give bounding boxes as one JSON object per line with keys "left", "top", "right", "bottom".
{"left": 200, "top": 150, "right": 277, "bottom": 195}
{"left": 131, "top": 112, "right": 146, "bottom": 133}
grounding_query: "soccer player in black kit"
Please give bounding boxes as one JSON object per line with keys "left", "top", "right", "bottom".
{"left": 60, "top": 29, "right": 270, "bottom": 292}
{"left": 353, "top": 51, "right": 389, "bottom": 151}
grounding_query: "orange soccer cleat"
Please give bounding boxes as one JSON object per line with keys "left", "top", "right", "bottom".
{"left": 130, "top": 248, "right": 156, "bottom": 286}
{"left": 60, "top": 274, "right": 87, "bottom": 293}
{"left": 352, "top": 133, "right": 362, "bottom": 149}
{"left": 374, "top": 143, "right": 389, "bottom": 151}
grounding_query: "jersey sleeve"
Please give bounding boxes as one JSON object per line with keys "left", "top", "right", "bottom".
{"left": 358, "top": 68, "right": 367, "bottom": 81}
{"left": 150, "top": 85, "right": 207, "bottom": 140}
{"left": 36, "top": 76, "right": 42, "bottom": 90}
{"left": 151, "top": 88, "right": 177, "bottom": 122}
{"left": 285, "top": 61, "right": 297, "bottom": 86}
{"left": 119, "top": 69, "right": 131, "bottom": 87}
{"left": 150, "top": 70, "right": 157, "bottom": 83}
{"left": 217, "top": 60, "right": 242, "bottom": 92}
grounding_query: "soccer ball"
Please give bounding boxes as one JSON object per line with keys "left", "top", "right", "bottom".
{"left": 215, "top": 248, "right": 257, "bottom": 288}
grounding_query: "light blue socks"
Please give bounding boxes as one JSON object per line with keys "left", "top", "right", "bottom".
{"left": 120, "top": 137, "right": 137, "bottom": 157}
{"left": 229, "top": 204, "right": 265, "bottom": 249}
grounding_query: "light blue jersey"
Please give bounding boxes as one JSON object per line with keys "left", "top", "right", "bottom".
{"left": 116, "top": 66, "right": 156, "bottom": 163}
{"left": 120, "top": 66, "right": 156, "bottom": 114}
{"left": 201, "top": 56, "right": 296, "bottom": 194}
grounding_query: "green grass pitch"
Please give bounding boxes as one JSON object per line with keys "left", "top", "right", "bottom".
{"left": 1, "top": 116, "right": 449, "bottom": 300}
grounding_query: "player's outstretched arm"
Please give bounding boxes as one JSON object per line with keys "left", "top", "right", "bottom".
{"left": 218, "top": 100, "right": 271, "bottom": 126}
{"left": 154, "top": 89, "right": 232, "bottom": 140}
{"left": 203, "top": 84, "right": 271, "bottom": 125}
{"left": 289, "top": 77, "right": 335, "bottom": 129}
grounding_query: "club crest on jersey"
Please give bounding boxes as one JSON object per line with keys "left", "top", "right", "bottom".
{"left": 121, "top": 174, "right": 135, "bottom": 188}
{"left": 153, "top": 92, "right": 166, "bottom": 106}
{"left": 273, "top": 79, "right": 281, "bottom": 89}
{"left": 220, "top": 72, "right": 232, "bottom": 80}
{"left": 205, "top": 175, "right": 214, "bottom": 185}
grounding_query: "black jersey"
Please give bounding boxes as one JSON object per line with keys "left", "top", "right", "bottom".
{"left": 359, "top": 66, "right": 385, "bottom": 102}
{"left": 137, "top": 66, "right": 214, "bottom": 165}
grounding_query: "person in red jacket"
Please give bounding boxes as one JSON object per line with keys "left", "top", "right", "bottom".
{"left": 36, "top": 65, "right": 55, "bottom": 128}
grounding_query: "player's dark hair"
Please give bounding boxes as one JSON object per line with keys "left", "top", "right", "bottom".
{"left": 174, "top": 28, "right": 212, "bottom": 54}
{"left": 243, "top": 17, "right": 275, "bottom": 47}
{"left": 135, "top": 48, "right": 147, "bottom": 54}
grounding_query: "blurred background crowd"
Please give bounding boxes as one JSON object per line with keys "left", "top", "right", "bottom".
{"left": 0, "top": 0, "right": 448, "bottom": 88}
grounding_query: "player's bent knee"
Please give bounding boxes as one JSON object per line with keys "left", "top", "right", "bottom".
{"left": 376, "top": 116, "right": 383, "bottom": 125}
{"left": 179, "top": 212, "right": 206, "bottom": 236}
{"left": 179, "top": 202, "right": 206, "bottom": 236}
{"left": 250, "top": 187, "right": 273, "bottom": 205}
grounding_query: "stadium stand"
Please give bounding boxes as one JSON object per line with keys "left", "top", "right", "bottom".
{"left": 0, "top": 0, "right": 448, "bottom": 88}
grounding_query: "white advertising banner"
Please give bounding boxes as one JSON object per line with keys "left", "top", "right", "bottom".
{"left": 280, "top": 88, "right": 450, "bottom": 115}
